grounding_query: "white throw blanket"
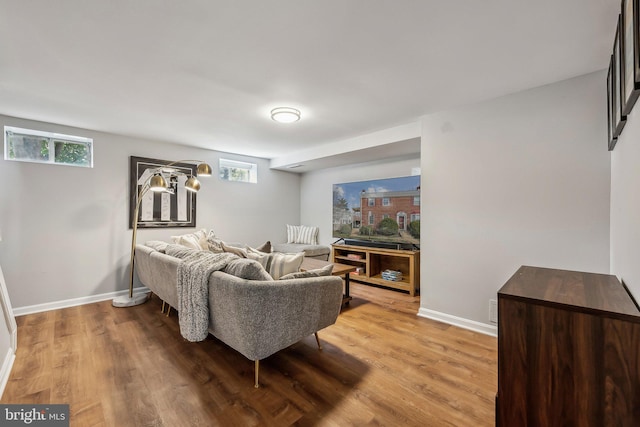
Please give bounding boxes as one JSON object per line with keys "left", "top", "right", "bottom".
{"left": 167, "top": 245, "right": 236, "bottom": 342}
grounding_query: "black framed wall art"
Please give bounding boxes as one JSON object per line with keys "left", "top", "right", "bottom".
{"left": 129, "top": 156, "right": 198, "bottom": 229}
{"left": 622, "top": 0, "right": 640, "bottom": 115}
{"left": 614, "top": 14, "right": 628, "bottom": 140}
{"left": 608, "top": 55, "right": 618, "bottom": 151}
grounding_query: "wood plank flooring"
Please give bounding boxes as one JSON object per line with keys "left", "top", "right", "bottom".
{"left": 1, "top": 283, "right": 497, "bottom": 426}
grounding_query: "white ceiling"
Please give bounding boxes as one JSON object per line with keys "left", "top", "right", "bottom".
{"left": 0, "top": 0, "right": 620, "bottom": 168}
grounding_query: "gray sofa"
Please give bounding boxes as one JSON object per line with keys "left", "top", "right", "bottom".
{"left": 134, "top": 244, "right": 343, "bottom": 387}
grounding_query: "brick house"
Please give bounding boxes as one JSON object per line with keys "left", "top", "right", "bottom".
{"left": 360, "top": 188, "right": 420, "bottom": 231}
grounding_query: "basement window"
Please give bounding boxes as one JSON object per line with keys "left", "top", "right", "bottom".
{"left": 219, "top": 158, "right": 257, "bottom": 183}
{"left": 4, "top": 126, "right": 93, "bottom": 168}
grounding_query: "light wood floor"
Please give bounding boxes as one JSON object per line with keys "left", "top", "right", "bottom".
{"left": 1, "top": 282, "right": 497, "bottom": 426}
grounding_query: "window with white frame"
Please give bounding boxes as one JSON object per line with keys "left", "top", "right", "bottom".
{"left": 411, "top": 214, "right": 420, "bottom": 222}
{"left": 4, "top": 126, "right": 93, "bottom": 168}
{"left": 219, "top": 158, "right": 257, "bottom": 183}
{"left": 382, "top": 197, "right": 390, "bottom": 206}
{"left": 368, "top": 198, "right": 375, "bottom": 206}
{"left": 413, "top": 196, "right": 420, "bottom": 206}
{"left": 368, "top": 211, "right": 374, "bottom": 225}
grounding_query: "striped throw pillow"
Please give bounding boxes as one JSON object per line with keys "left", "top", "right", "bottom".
{"left": 249, "top": 252, "right": 304, "bottom": 280}
{"left": 286, "top": 224, "right": 299, "bottom": 243}
{"left": 294, "top": 225, "right": 318, "bottom": 245}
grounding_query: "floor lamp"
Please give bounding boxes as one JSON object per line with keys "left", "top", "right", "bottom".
{"left": 112, "top": 160, "right": 212, "bottom": 308}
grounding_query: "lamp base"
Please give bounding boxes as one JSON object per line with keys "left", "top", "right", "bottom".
{"left": 112, "top": 292, "right": 150, "bottom": 308}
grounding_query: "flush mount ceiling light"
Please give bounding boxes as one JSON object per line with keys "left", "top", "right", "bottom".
{"left": 270, "top": 107, "right": 301, "bottom": 123}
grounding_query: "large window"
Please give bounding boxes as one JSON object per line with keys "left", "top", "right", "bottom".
{"left": 4, "top": 126, "right": 93, "bottom": 168}
{"left": 219, "top": 158, "right": 257, "bottom": 183}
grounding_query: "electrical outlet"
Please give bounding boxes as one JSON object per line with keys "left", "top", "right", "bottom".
{"left": 489, "top": 299, "right": 498, "bottom": 324}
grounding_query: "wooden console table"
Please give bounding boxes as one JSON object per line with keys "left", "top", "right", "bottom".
{"left": 331, "top": 244, "right": 420, "bottom": 296}
{"left": 497, "top": 265, "right": 640, "bottom": 426}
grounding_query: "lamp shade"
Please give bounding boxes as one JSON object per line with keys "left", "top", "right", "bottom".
{"left": 149, "top": 174, "right": 168, "bottom": 191}
{"left": 197, "top": 163, "right": 212, "bottom": 176}
{"left": 184, "top": 176, "right": 201, "bottom": 192}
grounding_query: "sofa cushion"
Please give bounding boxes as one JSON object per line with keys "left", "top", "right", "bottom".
{"left": 279, "top": 264, "right": 333, "bottom": 280}
{"left": 247, "top": 252, "right": 304, "bottom": 280}
{"left": 222, "top": 258, "right": 272, "bottom": 281}
{"left": 272, "top": 243, "right": 330, "bottom": 258}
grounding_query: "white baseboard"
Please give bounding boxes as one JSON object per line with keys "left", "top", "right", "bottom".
{"left": 0, "top": 347, "right": 15, "bottom": 399}
{"left": 13, "top": 287, "right": 150, "bottom": 317}
{"left": 418, "top": 307, "right": 497, "bottom": 337}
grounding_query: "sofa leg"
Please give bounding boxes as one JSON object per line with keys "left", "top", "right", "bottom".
{"left": 161, "top": 301, "right": 166, "bottom": 313}
{"left": 254, "top": 360, "right": 260, "bottom": 388}
{"left": 314, "top": 332, "right": 323, "bottom": 350}
{"left": 166, "top": 306, "right": 171, "bottom": 317}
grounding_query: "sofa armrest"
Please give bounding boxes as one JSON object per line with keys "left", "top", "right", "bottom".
{"left": 134, "top": 244, "right": 180, "bottom": 307}
{"left": 207, "top": 272, "right": 343, "bottom": 360}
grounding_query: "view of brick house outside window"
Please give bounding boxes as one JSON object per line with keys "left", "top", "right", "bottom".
{"left": 333, "top": 175, "right": 420, "bottom": 247}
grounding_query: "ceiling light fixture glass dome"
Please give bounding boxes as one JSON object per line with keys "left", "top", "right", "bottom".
{"left": 270, "top": 107, "right": 301, "bottom": 123}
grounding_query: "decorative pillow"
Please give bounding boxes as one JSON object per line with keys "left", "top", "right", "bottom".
{"left": 286, "top": 224, "right": 299, "bottom": 243}
{"left": 255, "top": 240, "right": 271, "bottom": 253}
{"left": 221, "top": 242, "right": 248, "bottom": 258}
{"left": 279, "top": 264, "right": 333, "bottom": 280}
{"left": 171, "top": 229, "right": 210, "bottom": 250}
{"left": 245, "top": 242, "right": 271, "bottom": 257}
{"left": 294, "top": 225, "right": 319, "bottom": 245}
{"left": 206, "top": 234, "right": 225, "bottom": 253}
{"left": 222, "top": 258, "right": 272, "bottom": 281}
{"left": 247, "top": 252, "right": 304, "bottom": 280}
{"left": 144, "top": 240, "right": 169, "bottom": 253}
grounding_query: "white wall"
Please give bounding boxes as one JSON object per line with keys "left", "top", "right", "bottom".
{"left": 420, "top": 71, "right": 611, "bottom": 328}
{"left": 0, "top": 115, "right": 300, "bottom": 309}
{"left": 300, "top": 156, "right": 420, "bottom": 245}
{"left": 610, "top": 93, "right": 640, "bottom": 301}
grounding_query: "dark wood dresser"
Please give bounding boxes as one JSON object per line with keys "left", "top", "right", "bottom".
{"left": 496, "top": 265, "right": 640, "bottom": 426}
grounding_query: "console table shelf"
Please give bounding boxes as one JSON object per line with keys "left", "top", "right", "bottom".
{"left": 331, "top": 244, "right": 420, "bottom": 296}
{"left": 333, "top": 255, "right": 366, "bottom": 264}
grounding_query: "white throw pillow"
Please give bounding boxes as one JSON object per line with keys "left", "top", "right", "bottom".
{"left": 294, "top": 225, "right": 318, "bottom": 245}
{"left": 171, "top": 229, "right": 210, "bottom": 250}
{"left": 286, "top": 224, "right": 299, "bottom": 243}
{"left": 221, "top": 242, "right": 248, "bottom": 258}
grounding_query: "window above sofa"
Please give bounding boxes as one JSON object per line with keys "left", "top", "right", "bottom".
{"left": 4, "top": 126, "right": 93, "bottom": 168}
{"left": 219, "top": 158, "right": 257, "bottom": 183}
